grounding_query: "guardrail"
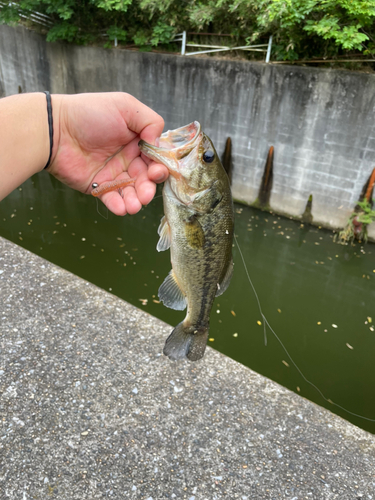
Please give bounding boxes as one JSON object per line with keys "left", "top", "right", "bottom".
{"left": 0, "top": 1, "right": 52, "bottom": 27}
{"left": 173, "top": 31, "right": 273, "bottom": 62}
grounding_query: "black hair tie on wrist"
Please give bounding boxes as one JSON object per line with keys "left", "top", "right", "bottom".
{"left": 43, "top": 91, "right": 54, "bottom": 170}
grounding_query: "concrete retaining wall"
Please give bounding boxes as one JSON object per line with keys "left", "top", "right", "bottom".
{"left": 1, "top": 24, "right": 375, "bottom": 235}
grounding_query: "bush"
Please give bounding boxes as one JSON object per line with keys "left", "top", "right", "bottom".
{"left": 1, "top": 0, "right": 375, "bottom": 60}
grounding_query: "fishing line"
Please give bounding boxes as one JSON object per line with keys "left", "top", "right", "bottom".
{"left": 92, "top": 144, "right": 128, "bottom": 219}
{"left": 95, "top": 197, "right": 109, "bottom": 220}
{"left": 233, "top": 234, "right": 268, "bottom": 346}
{"left": 234, "top": 233, "right": 375, "bottom": 423}
{"left": 153, "top": 194, "right": 164, "bottom": 200}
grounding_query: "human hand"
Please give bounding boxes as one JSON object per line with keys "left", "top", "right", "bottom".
{"left": 48, "top": 92, "right": 169, "bottom": 215}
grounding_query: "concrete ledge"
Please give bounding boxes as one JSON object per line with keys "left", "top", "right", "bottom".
{"left": 1, "top": 236, "right": 374, "bottom": 499}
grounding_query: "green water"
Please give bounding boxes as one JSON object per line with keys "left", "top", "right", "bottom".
{"left": 1, "top": 172, "right": 375, "bottom": 433}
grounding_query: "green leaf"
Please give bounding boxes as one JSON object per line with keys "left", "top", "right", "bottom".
{"left": 46, "top": 23, "right": 78, "bottom": 43}
{"left": 150, "top": 21, "right": 175, "bottom": 46}
{"left": 0, "top": 4, "right": 21, "bottom": 24}
{"left": 133, "top": 30, "right": 150, "bottom": 46}
{"left": 96, "top": 0, "right": 133, "bottom": 12}
{"left": 107, "top": 25, "right": 127, "bottom": 41}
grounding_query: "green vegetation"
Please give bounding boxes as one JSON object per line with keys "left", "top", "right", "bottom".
{"left": 1, "top": 0, "right": 375, "bottom": 60}
{"left": 337, "top": 199, "right": 375, "bottom": 244}
{"left": 356, "top": 199, "right": 375, "bottom": 225}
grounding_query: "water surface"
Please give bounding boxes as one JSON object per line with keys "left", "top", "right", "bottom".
{"left": 1, "top": 172, "right": 375, "bottom": 433}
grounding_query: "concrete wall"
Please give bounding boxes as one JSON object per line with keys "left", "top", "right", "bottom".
{"left": 1, "top": 24, "right": 375, "bottom": 234}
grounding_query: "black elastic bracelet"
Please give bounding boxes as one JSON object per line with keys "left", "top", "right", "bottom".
{"left": 43, "top": 91, "right": 54, "bottom": 170}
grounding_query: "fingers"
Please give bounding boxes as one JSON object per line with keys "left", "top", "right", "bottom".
{"left": 114, "top": 93, "right": 165, "bottom": 145}
{"left": 99, "top": 190, "right": 128, "bottom": 216}
{"left": 82, "top": 92, "right": 168, "bottom": 215}
{"left": 147, "top": 162, "right": 169, "bottom": 184}
{"left": 92, "top": 156, "right": 165, "bottom": 216}
{"left": 128, "top": 156, "right": 157, "bottom": 206}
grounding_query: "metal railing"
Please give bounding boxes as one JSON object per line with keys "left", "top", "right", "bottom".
{"left": 0, "top": 1, "right": 52, "bottom": 28}
{"left": 173, "top": 31, "right": 273, "bottom": 62}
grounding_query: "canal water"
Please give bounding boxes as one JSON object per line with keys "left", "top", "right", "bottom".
{"left": 1, "top": 172, "right": 375, "bottom": 433}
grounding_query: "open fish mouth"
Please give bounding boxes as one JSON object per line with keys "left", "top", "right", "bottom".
{"left": 156, "top": 121, "right": 201, "bottom": 152}
{"left": 139, "top": 122, "right": 201, "bottom": 169}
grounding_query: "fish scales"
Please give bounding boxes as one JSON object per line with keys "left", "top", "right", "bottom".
{"left": 165, "top": 183, "right": 233, "bottom": 327}
{"left": 139, "top": 121, "right": 234, "bottom": 361}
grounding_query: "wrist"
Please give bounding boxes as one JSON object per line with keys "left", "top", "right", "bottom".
{"left": 0, "top": 92, "right": 61, "bottom": 201}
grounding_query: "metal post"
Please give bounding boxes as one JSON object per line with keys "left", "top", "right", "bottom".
{"left": 181, "top": 31, "right": 187, "bottom": 56}
{"left": 114, "top": 37, "right": 118, "bottom": 48}
{"left": 265, "top": 35, "right": 272, "bottom": 63}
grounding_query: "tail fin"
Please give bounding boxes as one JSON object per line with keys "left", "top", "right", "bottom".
{"left": 163, "top": 323, "right": 209, "bottom": 361}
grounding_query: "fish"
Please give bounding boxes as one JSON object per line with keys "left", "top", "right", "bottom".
{"left": 139, "top": 121, "right": 234, "bottom": 361}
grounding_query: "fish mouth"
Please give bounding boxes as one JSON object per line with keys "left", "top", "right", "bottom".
{"left": 139, "top": 122, "right": 201, "bottom": 176}
{"left": 156, "top": 121, "right": 201, "bottom": 151}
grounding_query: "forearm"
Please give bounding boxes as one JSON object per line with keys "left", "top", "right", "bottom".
{"left": 0, "top": 92, "right": 57, "bottom": 201}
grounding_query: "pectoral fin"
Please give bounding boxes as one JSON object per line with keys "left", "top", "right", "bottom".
{"left": 158, "top": 270, "right": 187, "bottom": 310}
{"left": 157, "top": 216, "right": 172, "bottom": 252}
{"left": 216, "top": 257, "right": 233, "bottom": 297}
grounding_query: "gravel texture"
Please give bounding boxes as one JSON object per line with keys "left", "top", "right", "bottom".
{"left": 1, "top": 235, "right": 375, "bottom": 499}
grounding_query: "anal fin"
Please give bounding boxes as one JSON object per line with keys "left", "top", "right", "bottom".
{"left": 158, "top": 270, "right": 186, "bottom": 310}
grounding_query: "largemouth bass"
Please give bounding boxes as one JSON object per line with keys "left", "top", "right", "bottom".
{"left": 139, "top": 122, "right": 234, "bottom": 361}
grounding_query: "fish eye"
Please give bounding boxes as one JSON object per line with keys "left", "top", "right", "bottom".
{"left": 203, "top": 150, "right": 215, "bottom": 163}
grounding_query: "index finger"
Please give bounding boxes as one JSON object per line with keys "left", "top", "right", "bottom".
{"left": 112, "top": 93, "right": 165, "bottom": 145}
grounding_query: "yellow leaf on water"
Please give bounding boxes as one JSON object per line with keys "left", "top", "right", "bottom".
{"left": 209, "top": 338, "right": 215, "bottom": 342}
{"left": 277, "top": 308, "right": 281, "bottom": 313}
{"left": 317, "top": 321, "right": 321, "bottom": 325}
{"left": 233, "top": 333, "right": 238, "bottom": 337}
{"left": 257, "top": 320, "right": 262, "bottom": 326}
{"left": 282, "top": 360, "right": 289, "bottom": 367}
{"left": 231, "top": 310, "right": 236, "bottom": 317}
{"left": 367, "top": 317, "right": 372, "bottom": 323}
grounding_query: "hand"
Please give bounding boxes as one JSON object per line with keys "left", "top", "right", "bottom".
{"left": 49, "top": 92, "right": 169, "bottom": 215}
